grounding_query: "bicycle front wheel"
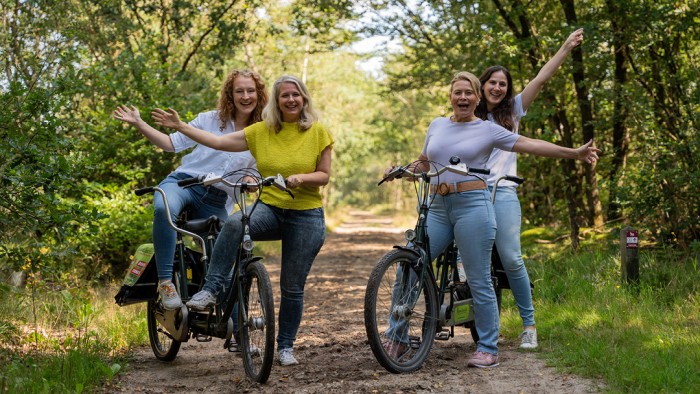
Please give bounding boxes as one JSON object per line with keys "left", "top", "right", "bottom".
{"left": 238, "top": 261, "right": 275, "bottom": 383}
{"left": 364, "top": 249, "right": 438, "bottom": 373}
{"left": 146, "top": 300, "right": 182, "bottom": 361}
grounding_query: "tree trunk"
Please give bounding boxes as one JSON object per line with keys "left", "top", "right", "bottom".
{"left": 605, "top": 0, "right": 630, "bottom": 222}
{"left": 560, "top": 0, "right": 604, "bottom": 228}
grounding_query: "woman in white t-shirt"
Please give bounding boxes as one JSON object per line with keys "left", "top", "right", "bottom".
{"left": 475, "top": 28, "right": 584, "bottom": 350}
{"left": 113, "top": 70, "right": 268, "bottom": 310}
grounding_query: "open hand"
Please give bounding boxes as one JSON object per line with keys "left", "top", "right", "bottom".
{"left": 113, "top": 105, "right": 142, "bottom": 125}
{"left": 151, "top": 108, "right": 183, "bottom": 130}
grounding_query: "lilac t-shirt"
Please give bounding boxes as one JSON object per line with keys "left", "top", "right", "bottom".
{"left": 421, "top": 117, "right": 520, "bottom": 184}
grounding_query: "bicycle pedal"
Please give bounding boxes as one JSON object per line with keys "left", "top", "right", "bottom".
{"left": 435, "top": 330, "right": 451, "bottom": 340}
{"left": 195, "top": 334, "right": 212, "bottom": 342}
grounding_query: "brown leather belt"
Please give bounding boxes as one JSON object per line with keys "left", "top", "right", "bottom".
{"left": 431, "top": 180, "right": 487, "bottom": 196}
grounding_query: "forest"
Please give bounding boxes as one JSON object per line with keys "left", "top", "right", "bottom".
{"left": 1, "top": 0, "right": 698, "bottom": 392}
{"left": 0, "top": 0, "right": 698, "bottom": 283}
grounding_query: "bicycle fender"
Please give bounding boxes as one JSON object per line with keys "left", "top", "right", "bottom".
{"left": 392, "top": 245, "right": 421, "bottom": 259}
{"left": 240, "top": 256, "right": 263, "bottom": 266}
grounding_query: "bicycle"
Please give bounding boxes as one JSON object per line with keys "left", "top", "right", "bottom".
{"left": 363, "top": 157, "right": 526, "bottom": 373}
{"left": 115, "top": 169, "right": 289, "bottom": 383}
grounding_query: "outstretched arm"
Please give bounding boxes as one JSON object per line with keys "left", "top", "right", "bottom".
{"left": 113, "top": 105, "right": 175, "bottom": 152}
{"left": 151, "top": 108, "right": 248, "bottom": 152}
{"left": 520, "top": 28, "right": 584, "bottom": 111}
{"left": 512, "top": 137, "right": 601, "bottom": 164}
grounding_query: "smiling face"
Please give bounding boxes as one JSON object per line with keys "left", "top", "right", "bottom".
{"left": 450, "top": 80, "right": 479, "bottom": 122}
{"left": 232, "top": 76, "right": 258, "bottom": 117}
{"left": 278, "top": 82, "right": 304, "bottom": 122}
{"left": 482, "top": 70, "right": 509, "bottom": 110}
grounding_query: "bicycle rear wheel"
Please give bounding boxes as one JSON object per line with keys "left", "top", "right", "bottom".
{"left": 364, "top": 249, "right": 438, "bottom": 373}
{"left": 238, "top": 261, "right": 275, "bottom": 383}
{"left": 146, "top": 299, "right": 182, "bottom": 361}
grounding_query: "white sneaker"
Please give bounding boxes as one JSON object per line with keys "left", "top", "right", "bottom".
{"left": 278, "top": 348, "right": 299, "bottom": 366}
{"left": 185, "top": 290, "right": 216, "bottom": 311}
{"left": 519, "top": 328, "right": 538, "bottom": 349}
{"left": 157, "top": 281, "right": 182, "bottom": 310}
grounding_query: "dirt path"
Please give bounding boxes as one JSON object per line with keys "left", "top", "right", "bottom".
{"left": 107, "top": 212, "right": 605, "bottom": 393}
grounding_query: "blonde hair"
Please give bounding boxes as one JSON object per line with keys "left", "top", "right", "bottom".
{"left": 449, "top": 71, "right": 482, "bottom": 101}
{"left": 263, "top": 75, "right": 319, "bottom": 132}
{"left": 217, "top": 69, "right": 268, "bottom": 131}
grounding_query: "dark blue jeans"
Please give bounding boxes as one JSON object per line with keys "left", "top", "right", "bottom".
{"left": 203, "top": 202, "right": 326, "bottom": 350}
{"left": 153, "top": 172, "right": 228, "bottom": 280}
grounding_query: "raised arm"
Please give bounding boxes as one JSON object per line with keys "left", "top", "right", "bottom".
{"left": 512, "top": 137, "right": 601, "bottom": 164}
{"left": 113, "top": 105, "right": 175, "bottom": 152}
{"left": 151, "top": 108, "right": 248, "bottom": 152}
{"left": 520, "top": 28, "right": 584, "bottom": 111}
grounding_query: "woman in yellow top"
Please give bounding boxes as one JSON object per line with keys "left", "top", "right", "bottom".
{"left": 152, "top": 75, "right": 333, "bottom": 367}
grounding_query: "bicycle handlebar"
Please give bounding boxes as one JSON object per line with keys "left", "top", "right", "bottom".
{"left": 177, "top": 173, "right": 294, "bottom": 199}
{"left": 177, "top": 176, "right": 205, "bottom": 187}
{"left": 134, "top": 186, "right": 155, "bottom": 196}
{"left": 379, "top": 162, "right": 490, "bottom": 185}
{"left": 501, "top": 175, "right": 524, "bottom": 185}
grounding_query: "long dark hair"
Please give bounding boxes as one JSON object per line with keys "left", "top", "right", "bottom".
{"left": 475, "top": 66, "right": 515, "bottom": 131}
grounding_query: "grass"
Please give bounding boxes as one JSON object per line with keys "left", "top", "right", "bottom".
{"left": 0, "top": 282, "right": 147, "bottom": 393}
{"left": 498, "top": 227, "right": 700, "bottom": 393}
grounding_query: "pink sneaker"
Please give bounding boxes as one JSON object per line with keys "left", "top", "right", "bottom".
{"left": 467, "top": 351, "right": 499, "bottom": 368}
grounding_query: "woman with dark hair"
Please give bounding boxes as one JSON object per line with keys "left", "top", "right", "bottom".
{"left": 152, "top": 75, "right": 333, "bottom": 367}
{"left": 474, "top": 28, "right": 584, "bottom": 349}
{"left": 113, "top": 69, "right": 268, "bottom": 310}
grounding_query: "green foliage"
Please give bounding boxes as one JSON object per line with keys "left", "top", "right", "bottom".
{"left": 498, "top": 226, "right": 700, "bottom": 392}
{"left": 0, "top": 285, "right": 138, "bottom": 394}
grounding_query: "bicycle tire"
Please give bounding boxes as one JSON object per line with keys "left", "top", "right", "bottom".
{"left": 238, "top": 261, "right": 275, "bottom": 383}
{"left": 364, "top": 249, "right": 438, "bottom": 373}
{"left": 146, "top": 299, "right": 182, "bottom": 361}
{"left": 469, "top": 287, "right": 502, "bottom": 344}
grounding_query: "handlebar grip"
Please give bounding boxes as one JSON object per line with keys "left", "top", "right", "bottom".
{"left": 469, "top": 167, "right": 490, "bottom": 175}
{"left": 378, "top": 166, "right": 405, "bottom": 185}
{"left": 134, "top": 187, "right": 155, "bottom": 196}
{"left": 177, "top": 176, "right": 202, "bottom": 187}
{"left": 505, "top": 175, "right": 525, "bottom": 184}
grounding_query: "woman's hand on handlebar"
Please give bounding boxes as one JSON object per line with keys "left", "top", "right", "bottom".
{"left": 286, "top": 175, "right": 304, "bottom": 188}
{"left": 241, "top": 176, "right": 259, "bottom": 192}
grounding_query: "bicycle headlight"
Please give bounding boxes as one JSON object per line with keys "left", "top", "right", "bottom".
{"left": 242, "top": 235, "right": 254, "bottom": 251}
{"left": 404, "top": 229, "right": 416, "bottom": 242}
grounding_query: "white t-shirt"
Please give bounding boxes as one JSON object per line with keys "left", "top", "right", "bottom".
{"left": 485, "top": 94, "right": 526, "bottom": 187}
{"left": 169, "top": 110, "right": 256, "bottom": 212}
{"left": 421, "top": 117, "right": 519, "bottom": 184}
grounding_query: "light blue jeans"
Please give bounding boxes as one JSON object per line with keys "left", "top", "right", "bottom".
{"left": 490, "top": 186, "right": 535, "bottom": 327}
{"left": 202, "top": 202, "right": 326, "bottom": 350}
{"left": 153, "top": 172, "right": 228, "bottom": 281}
{"left": 386, "top": 189, "right": 500, "bottom": 355}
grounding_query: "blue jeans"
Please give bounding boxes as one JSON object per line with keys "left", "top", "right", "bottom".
{"left": 387, "top": 189, "right": 499, "bottom": 355}
{"left": 490, "top": 186, "right": 535, "bottom": 327}
{"left": 153, "top": 172, "right": 228, "bottom": 281}
{"left": 202, "top": 202, "right": 326, "bottom": 350}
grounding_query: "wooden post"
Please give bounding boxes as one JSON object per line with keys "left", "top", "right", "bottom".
{"left": 620, "top": 226, "right": 639, "bottom": 286}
